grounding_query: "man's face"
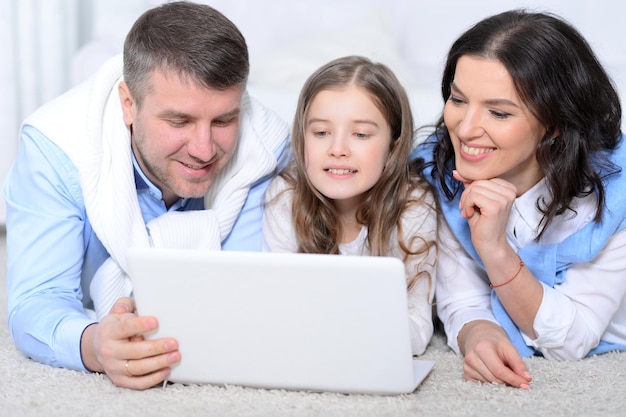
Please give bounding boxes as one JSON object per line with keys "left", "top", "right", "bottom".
{"left": 119, "top": 69, "right": 244, "bottom": 207}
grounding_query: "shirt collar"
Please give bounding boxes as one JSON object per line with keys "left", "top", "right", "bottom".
{"left": 132, "top": 151, "right": 190, "bottom": 210}
{"left": 509, "top": 177, "right": 596, "bottom": 246}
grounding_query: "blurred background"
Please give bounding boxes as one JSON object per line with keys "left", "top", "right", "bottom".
{"left": 2, "top": 0, "right": 626, "bottom": 224}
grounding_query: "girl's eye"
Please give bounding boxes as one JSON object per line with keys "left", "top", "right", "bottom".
{"left": 314, "top": 131, "right": 329, "bottom": 137}
{"left": 354, "top": 132, "right": 369, "bottom": 139}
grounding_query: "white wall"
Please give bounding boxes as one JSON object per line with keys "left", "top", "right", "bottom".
{"left": 0, "top": 0, "right": 18, "bottom": 226}
{"left": 2, "top": 0, "right": 626, "bottom": 225}
{"left": 0, "top": 0, "right": 90, "bottom": 224}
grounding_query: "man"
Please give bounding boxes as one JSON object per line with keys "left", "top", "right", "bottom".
{"left": 3, "top": 1, "right": 289, "bottom": 390}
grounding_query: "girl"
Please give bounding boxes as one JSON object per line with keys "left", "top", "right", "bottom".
{"left": 412, "top": 9, "right": 626, "bottom": 389}
{"left": 263, "top": 55, "right": 438, "bottom": 355}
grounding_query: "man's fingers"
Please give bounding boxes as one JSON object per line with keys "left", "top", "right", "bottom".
{"left": 98, "top": 309, "right": 158, "bottom": 341}
{"left": 103, "top": 336, "right": 180, "bottom": 389}
{"left": 112, "top": 359, "right": 173, "bottom": 390}
{"left": 117, "top": 315, "right": 159, "bottom": 340}
{"left": 123, "top": 348, "right": 180, "bottom": 376}
{"left": 122, "top": 337, "right": 179, "bottom": 361}
{"left": 109, "top": 297, "right": 136, "bottom": 315}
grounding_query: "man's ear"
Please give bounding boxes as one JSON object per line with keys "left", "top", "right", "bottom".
{"left": 118, "top": 81, "right": 136, "bottom": 126}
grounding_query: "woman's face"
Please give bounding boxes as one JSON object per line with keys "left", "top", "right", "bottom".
{"left": 443, "top": 55, "right": 546, "bottom": 194}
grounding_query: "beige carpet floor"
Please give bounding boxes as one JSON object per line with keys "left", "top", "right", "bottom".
{"left": 1, "top": 226, "right": 625, "bottom": 417}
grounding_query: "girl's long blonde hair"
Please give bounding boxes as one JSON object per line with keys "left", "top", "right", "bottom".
{"left": 276, "top": 55, "right": 435, "bottom": 289}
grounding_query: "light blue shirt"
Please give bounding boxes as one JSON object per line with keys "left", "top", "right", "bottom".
{"left": 4, "top": 125, "right": 287, "bottom": 371}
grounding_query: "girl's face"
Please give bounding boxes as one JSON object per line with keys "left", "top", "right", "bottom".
{"left": 444, "top": 55, "right": 546, "bottom": 194}
{"left": 304, "top": 85, "right": 392, "bottom": 214}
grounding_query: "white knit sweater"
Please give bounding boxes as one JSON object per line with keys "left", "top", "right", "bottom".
{"left": 25, "top": 54, "right": 289, "bottom": 318}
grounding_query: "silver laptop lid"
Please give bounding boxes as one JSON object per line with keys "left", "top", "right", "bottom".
{"left": 127, "top": 247, "right": 432, "bottom": 394}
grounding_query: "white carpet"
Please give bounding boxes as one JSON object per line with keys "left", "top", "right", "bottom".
{"left": 1, "top": 227, "right": 624, "bottom": 417}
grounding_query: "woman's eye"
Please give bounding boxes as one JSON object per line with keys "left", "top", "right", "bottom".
{"left": 448, "top": 96, "right": 464, "bottom": 105}
{"left": 490, "top": 110, "right": 511, "bottom": 119}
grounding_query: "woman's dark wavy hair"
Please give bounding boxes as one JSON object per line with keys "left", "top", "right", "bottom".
{"left": 425, "top": 9, "right": 622, "bottom": 239}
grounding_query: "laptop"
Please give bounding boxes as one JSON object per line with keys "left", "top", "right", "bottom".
{"left": 126, "top": 247, "right": 434, "bottom": 395}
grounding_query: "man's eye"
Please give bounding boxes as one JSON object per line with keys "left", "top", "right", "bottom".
{"left": 168, "top": 120, "right": 187, "bottom": 127}
{"left": 213, "top": 117, "right": 237, "bottom": 127}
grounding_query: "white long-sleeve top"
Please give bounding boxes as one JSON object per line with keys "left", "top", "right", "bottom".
{"left": 262, "top": 176, "right": 438, "bottom": 355}
{"left": 437, "top": 178, "right": 626, "bottom": 360}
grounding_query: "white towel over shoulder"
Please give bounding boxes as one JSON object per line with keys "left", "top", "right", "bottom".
{"left": 24, "top": 54, "right": 289, "bottom": 319}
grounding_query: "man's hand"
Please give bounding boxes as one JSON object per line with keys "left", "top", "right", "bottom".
{"left": 81, "top": 297, "right": 181, "bottom": 390}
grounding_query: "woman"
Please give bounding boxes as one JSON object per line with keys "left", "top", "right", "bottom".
{"left": 412, "top": 9, "right": 626, "bottom": 389}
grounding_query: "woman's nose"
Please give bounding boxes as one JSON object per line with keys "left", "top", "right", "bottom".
{"left": 456, "top": 107, "right": 484, "bottom": 139}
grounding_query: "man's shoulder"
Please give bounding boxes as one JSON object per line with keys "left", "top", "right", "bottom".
{"left": 240, "top": 92, "right": 290, "bottom": 153}
{"left": 23, "top": 54, "right": 124, "bottom": 152}
{"left": 24, "top": 82, "right": 90, "bottom": 132}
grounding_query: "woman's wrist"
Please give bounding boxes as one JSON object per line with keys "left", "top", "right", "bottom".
{"left": 489, "top": 254, "right": 524, "bottom": 288}
{"left": 479, "top": 245, "right": 523, "bottom": 288}
{"left": 457, "top": 320, "right": 503, "bottom": 355}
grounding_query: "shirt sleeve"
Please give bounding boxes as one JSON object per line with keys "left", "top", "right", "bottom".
{"left": 261, "top": 176, "right": 298, "bottom": 253}
{"left": 402, "top": 189, "right": 439, "bottom": 355}
{"left": 522, "top": 227, "right": 626, "bottom": 359}
{"left": 221, "top": 174, "right": 269, "bottom": 251}
{"left": 435, "top": 219, "right": 499, "bottom": 355}
{"left": 222, "top": 134, "right": 291, "bottom": 252}
{"left": 4, "top": 126, "right": 95, "bottom": 371}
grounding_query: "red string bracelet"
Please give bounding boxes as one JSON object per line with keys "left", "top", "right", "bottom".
{"left": 489, "top": 254, "right": 524, "bottom": 289}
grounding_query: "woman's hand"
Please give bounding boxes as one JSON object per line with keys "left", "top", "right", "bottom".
{"left": 459, "top": 320, "right": 532, "bottom": 389}
{"left": 81, "top": 297, "right": 181, "bottom": 390}
{"left": 453, "top": 170, "right": 517, "bottom": 258}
